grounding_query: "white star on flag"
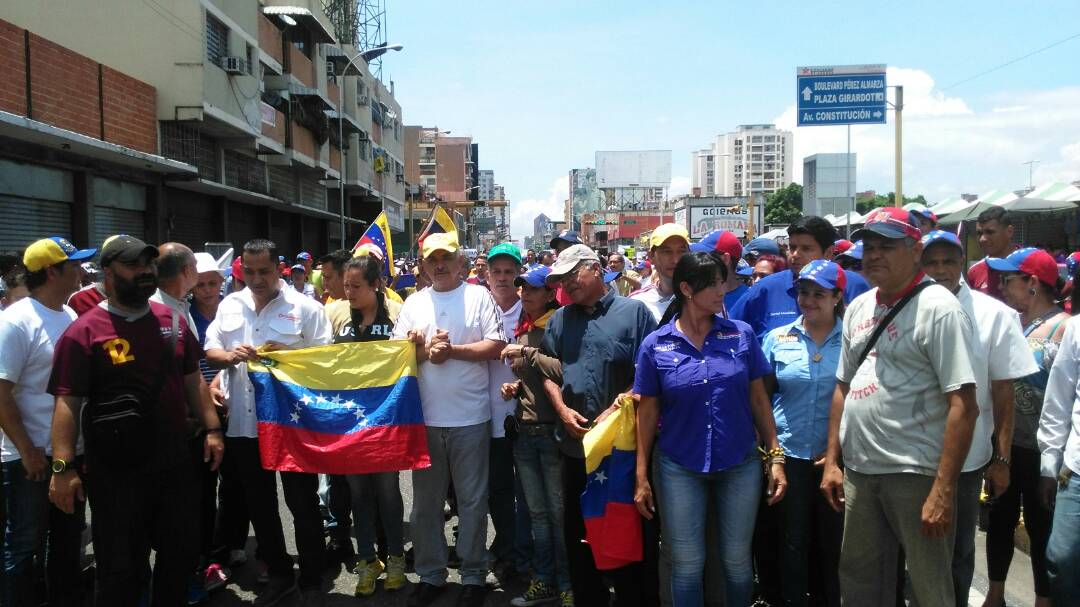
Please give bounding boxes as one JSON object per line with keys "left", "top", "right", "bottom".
{"left": 290, "top": 412, "right": 300, "bottom": 423}
{"left": 593, "top": 471, "right": 607, "bottom": 484}
{"left": 300, "top": 395, "right": 314, "bottom": 405}
{"left": 331, "top": 395, "right": 343, "bottom": 405}
{"left": 315, "top": 395, "right": 328, "bottom": 405}
{"left": 343, "top": 399, "right": 356, "bottom": 409}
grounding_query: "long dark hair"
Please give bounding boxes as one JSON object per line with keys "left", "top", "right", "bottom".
{"left": 658, "top": 252, "right": 728, "bottom": 326}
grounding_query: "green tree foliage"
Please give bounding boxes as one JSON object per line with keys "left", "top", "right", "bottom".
{"left": 856, "top": 192, "right": 927, "bottom": 214}
{"left": 764, "top": 183, "right": 803, "bottom": 225}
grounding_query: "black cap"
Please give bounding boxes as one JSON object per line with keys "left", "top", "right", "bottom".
{"left": 100, "top": 235, "right": 159, "bottom": 267}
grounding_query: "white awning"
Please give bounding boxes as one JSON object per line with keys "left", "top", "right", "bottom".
{"left": 262, "top": 5, "right": 336, "bottom": 43}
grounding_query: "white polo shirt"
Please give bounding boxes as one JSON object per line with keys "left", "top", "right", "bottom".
{"left": 837, "top": 276, "right": 977, "bottom": 476}
{"left": 204, "top": 282, "right": 331, "bottom": 438}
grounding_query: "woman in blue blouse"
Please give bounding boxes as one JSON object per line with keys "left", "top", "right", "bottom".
{"left": 634, "top": 251, "right": 787, "bottom": 607}
{"left": 761, "top": 259, "right": 846, "bottom": 607}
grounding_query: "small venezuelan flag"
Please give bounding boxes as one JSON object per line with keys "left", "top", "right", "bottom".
{"left": 354, "top": 211, "right": 396, "bottom": 277}
{"left": 248, "top": 341, "right": 430, "bottom": 475}
{"left": 581, "top": 397, "right": 642, "bottom": 570}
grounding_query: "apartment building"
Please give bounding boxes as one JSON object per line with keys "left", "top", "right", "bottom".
{"left": 691, "top": 124, "right": 793, "bottom": 198}
{"left": 0, "top": 0, "right": 405, "bottom": 255}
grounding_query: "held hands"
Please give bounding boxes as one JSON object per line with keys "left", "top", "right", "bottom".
{"left": 49, "top": 470, "right": 84, "bottom": 515}
{"left": 427, "top": 330, "right": 452, "bottom": 364}
{"left": 500, "top": 381, "right": 521, "bottom": 401}
{"left": 820, "top": 463, "right": 846, "bottom": 513}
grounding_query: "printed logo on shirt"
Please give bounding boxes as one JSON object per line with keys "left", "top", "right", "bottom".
{"left": 768, "top": 311, "right": 797, "bottom": 318}
{"left": 277, "top": 313, "right": 299, "bottom": 322}
{"left": 849, "top": 382, "right": 880, "bottom": 400}
{"left": 654, "top": 342, "right": 679, "bottom": 352}
{"left": 102, "top": 338, "right": 135, "bottom": 365}
{"left": 715, "top": 331, "right": 740, "bottom": 339}
{"left": 777, "top": 334, "right": 799, "bottom": 343}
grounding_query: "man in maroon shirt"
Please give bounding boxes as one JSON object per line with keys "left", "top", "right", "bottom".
{"left": 47, "top": 235, "right": 224, "bottom": 606}
{"left": 966, "top": 207, "right": 1017, "bottom": 300}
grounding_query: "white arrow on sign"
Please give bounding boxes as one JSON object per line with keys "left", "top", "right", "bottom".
{"left": 802, "top": 87, "right": 812, "bottom": 101}
{"left": 873, "top": 111, "right": 883, "bottom": 118}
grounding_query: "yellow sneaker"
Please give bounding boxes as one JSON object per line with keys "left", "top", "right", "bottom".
{"left": 353, "top": 558, "right": 385, "bottom": 597}
{"left": 384, "top": 554, "right": 407, "bottom": 592}
{"left": 560, "top": 589, "right": 575, "bottom": 607}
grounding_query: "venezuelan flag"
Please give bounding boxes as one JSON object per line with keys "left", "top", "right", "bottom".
{"left": 581, "top": 397, "right": 642, "bottom": 570}
{"left": 354, "top": 211, "right": 395, "bottom": 277}
{"left": 417, "top": 205, "right": 458, "bottom": 247}
{"left": 248, "top": 341, "right": 430, "bottom": 475}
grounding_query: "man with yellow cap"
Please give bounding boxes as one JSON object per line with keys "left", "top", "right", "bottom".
{"left": 629, "top": 224, "right": 691, "bottom": 322}
{"left": 391, "top": 231, "right": 507, "bottom": 607}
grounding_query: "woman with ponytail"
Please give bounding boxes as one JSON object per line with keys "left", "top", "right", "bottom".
{"left": 633, "top": 251, "right": 786, "bottom": 607}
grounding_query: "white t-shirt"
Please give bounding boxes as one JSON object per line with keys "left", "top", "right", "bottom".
{"left": 488, "top": 299, "right": 522, "bottom": 438}
{"left": 837, "top": 277, "right": 977, "bottom": 476}
{"left": 392, "top": 282, "right": 506, "bottom": 427}
{"left": 629, "top": 284, "right": 674, "bottom": 323}
{"left": 0, "top": 298, "right": 78, "bottom": 462}
{"left": 957, "top": 285, "right": 1039, "bottom": 471}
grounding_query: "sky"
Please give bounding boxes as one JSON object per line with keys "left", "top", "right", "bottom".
{"left": 382, "top": 0, "right": 1080, "bottom": 240}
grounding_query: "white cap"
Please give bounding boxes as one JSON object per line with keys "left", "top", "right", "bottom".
{"left": 195, "top": 252, "right": 224, "bottom": 275}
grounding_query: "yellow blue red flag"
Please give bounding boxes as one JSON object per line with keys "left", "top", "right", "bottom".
{"left": 581, "top": 397, "right": 642, "bottom": 570}
{"left": 354, "top": 211, "right": 395, "bottom": 277}
{"left": 247, "top": 341, "right": 430, "bottom": 475}
{"left": 417, "top": 205, "right": 457, "bottom": 248}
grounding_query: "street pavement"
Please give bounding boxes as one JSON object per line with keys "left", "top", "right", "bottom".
{"left": 201, "top": 471, "right": 1039, "bottom": 607}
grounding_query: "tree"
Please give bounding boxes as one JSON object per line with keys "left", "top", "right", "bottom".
{"left": 855, "top": 192, "right": 927, "bottom": 214}
{"left": 764, "top": 183, "right": 803, "bottom": 225}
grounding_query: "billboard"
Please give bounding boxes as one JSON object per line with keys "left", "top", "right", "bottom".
{"left": 595, "top": 151, "right": 672, "bottom": 189}
{"left": 570, "top": 168, "right": 603, "bottom": 217}
{"left": 688, "top": 204, "right": 755, "bottom": 239}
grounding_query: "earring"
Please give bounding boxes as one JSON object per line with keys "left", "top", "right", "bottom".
{"left": 1028, "top": 288, "right": 1037, "bottom": 296}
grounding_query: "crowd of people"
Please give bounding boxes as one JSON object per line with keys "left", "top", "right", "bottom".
{"left": 0, "top": 204, "right": 1078, "bottom": 607}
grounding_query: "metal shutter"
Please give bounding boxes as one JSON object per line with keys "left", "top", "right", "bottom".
{"left": 0, "top": 196, "right": 71, "bottom": 253}
{"left": 93, "top": 206, "right": 145, "bottom": 246}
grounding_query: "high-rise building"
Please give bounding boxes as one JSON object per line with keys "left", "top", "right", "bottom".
{"left": 403, "top": 127, "right": 477, "bottom": 202}
{"left": 479, "top": 170, "right": 495, "bottom": 201}
{"left": 691, "top": 124, "right": 793, "bottom": 197}
{"left": 803, "top": 153, "right": 857, "bottom": 217}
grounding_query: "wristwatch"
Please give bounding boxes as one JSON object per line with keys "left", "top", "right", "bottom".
{"left": 51, "top": 458, "right": 71, "bottom": 474}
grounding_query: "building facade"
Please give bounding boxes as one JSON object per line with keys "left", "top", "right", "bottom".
{"left": 691, "top": 124, "right": 793, "bottom": 198}
{"left": 1, "top": 0, "right": 406, "bottom": 257}
{"left": 803, "top": 153, "right": 856, "bottom": 217}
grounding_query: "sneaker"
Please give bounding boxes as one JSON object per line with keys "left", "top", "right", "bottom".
{"left": 253, "top": 576, "right": 296, "bottom": 607}
{"left": 406, "top": 582, "right": 445, "bottom": 607}
{"left": 384, "top": 554, "right": 407, "bottom": 592}
{"left": 455, "top": 584, "right": 488, "bottom": 607}
{"left": 227, "top": 549, "right": 248, "bottom": 568}
{"left": 510, "top": 579, "right": 557, "bottom": 606}
{"left": 298, "top": 588, "right": 326, "bottom": 607}
{"left": 559, "top": 590, "right": 575, "bottom": 607}
{"left": 203, "top": 563, "right": 230, "bottom": 592}
{"left": 256, "top": 560, "right": 270, "bottom": 585}
{"left": 186, "top": 577, "right": 209, "bottom": 605}
{"left": 353, "top": 558, "right": 385, "bottom": 597}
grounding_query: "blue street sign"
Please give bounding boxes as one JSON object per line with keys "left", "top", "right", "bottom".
{"left": 797, "top": 65, "right": 887, "bottom": 127}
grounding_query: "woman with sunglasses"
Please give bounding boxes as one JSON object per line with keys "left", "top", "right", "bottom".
{"left": 982, "top": 247, "right": 1068, "bottom": 607}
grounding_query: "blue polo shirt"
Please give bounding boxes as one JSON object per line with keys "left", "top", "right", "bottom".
{"left": 724, "top": 283, "right": 749, "bottom": 313}
{"left": 730, "top": 268, "right": 870, "bottom": 341}
{"left": 633, "top": 314, "right": 770, "bottom": 473}
{"left": 762, "top": 317, "right": 842, "bottom": 460}
{"left": 542, "top": 289, "right": 656, "bottom": 456}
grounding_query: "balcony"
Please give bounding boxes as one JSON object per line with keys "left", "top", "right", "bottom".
{"left": 291, "top": 122, "right": 317, "bottom": 161}
{"left": 259, "top": 16, "right": 284, "bottom": 66}
{"left": 261, "top": 107, "right": 286, "bottom": 146}
{"left": 289, "top": 46, "right": 316, "bottom": 88}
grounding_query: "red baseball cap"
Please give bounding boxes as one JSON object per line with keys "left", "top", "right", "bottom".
{"left": 690, "top": 229, "right": 743, "bottom": 260}
{"left": 833, "top": 239, "right": 854, "bottom": 255}
{"left": 986, "top": 247, "right": 1059, "bottom": 288}
{"left": 852, "top": 207, "right": 922, "bottom": 241}
{"left": 230, "top": 257, "right": 244, "bottom": 282}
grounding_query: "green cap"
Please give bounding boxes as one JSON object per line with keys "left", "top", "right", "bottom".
{"left": 487, "top": 242, "right": 522, "bottom": 265}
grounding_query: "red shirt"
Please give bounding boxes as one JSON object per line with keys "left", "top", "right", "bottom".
{"left": 966, "top": 259, "right": 1004, "bottom": 301}
{"left": 67, "top": 284, "right": 106, "bottom": 317}
{"left": 49, "top": 301, "right": 201, "bottom": 471}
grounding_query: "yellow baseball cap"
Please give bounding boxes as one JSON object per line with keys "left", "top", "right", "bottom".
{"left": 649, "top": 223, "right": 690, "bottom": 249}
{"left": 421, "top": 232, "right": 460, "bottom": 259}
{"left": 23, "top": 237, "right": 97, "bottom": 272}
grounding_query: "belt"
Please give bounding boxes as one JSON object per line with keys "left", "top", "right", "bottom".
{"left": 519, "top": 423, "right": 554, "bottom": 436}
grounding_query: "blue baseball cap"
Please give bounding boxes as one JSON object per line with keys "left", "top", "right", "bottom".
{"left": 690, "top": 229, "right": 742, "bottom": 259}
{"left": 514, "top": 265, "right": 552, "bottom": 288}
{"left": 1067, "top": 252, "right": 1080, "bottom": 277}
{"left": 986, "top": 247, "right": 1059, "bottom": 288}
{"left": 736, "top": 258, "right": 754, "bottom": 277}
{"left": 603, "top": 270, "right": 620, "bottom": 284}
{"left": 745, "top": 237, "right": 780, "bottom": 257}
{"left": 23, "top": 236, "right": 97, "bottom": 272}
{"left": 634, "top": 260, "right": 647, "bottom": 271}
{"left": 549, "top": 230, "right": 581, "bottom": 248}
{"left": 798, "top": 259, "right": 847, "bottom": 291}
{"left": 837, "top": 240, "right": 863, "bottom": 260}
{"left": 920, "top": 230, "right": 963, "bottom": 253}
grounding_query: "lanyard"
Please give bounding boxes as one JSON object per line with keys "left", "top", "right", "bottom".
{"left": 1024, "top": 307, "right": 1062, "bottom": 337}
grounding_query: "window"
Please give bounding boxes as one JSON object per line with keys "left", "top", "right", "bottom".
{"left": 206, "top": 13, "right": 229, "bottom": 66}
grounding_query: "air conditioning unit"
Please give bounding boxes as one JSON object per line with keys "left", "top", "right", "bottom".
{"left": 220, "top": 56, "right": 247, "bottom": 75}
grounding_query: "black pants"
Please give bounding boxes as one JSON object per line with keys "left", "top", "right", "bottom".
{"left": 986, "top": 445, "right": 1053, "bottom": 597}
{"left": 777, "top": 458, "right": 843, "bottom": 607}
{"left": 561, "top": 453, "right": 659, "bottom": 607}
{"left": 218, "top": 437, "right": 325, "bottom": 589}
{"left": 327, "top": 474, "right": 352, "bottom": 545}
{"left": 489, "top": 436, "right": 517, "bottom": 562}
{"left": 85, "top": 463, "right": 198, "bottom": 607}
{"left": 187, "top": 437, "right": 219, "bottom": 564}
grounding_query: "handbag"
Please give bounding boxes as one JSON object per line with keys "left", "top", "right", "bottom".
{"left": 83, "top": 309, "right": 178, "bottom": 467}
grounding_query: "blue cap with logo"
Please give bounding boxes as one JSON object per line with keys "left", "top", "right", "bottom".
{"left": 23, "top": 236, "right": 97, "bottom": 272}
{"left": 514, "top": 265, "right": 552, "bottom": 288}
{"left": 798, "top": 259, "right": 847, "bottom": 291}
{"left": 745, "top": 236, "right": 780, "bottom": 257}
{"left": 736, "top": 258, "right": 754, "bottom": 276}
{"left": 549, "top": 230, "right": 582, "bottom": 248}
{"left": 920, "top": 229, "right": 963, "bottom": 252}
{"left": 837, "top": 240, "right": 863, "bottom": 260}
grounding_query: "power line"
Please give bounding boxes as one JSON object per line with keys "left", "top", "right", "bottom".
{"left": 941, "top": 31, "right": 1080, "bottom": 90}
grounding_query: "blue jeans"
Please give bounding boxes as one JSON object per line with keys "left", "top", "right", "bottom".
{"left": 655, "top": 451, "right": 761, "bottom": 607}
{"left": 346, "top": 472, "right": 404, "bottom": 561}
{"left": 514, "top": 431, "right": 571, "bottom": 591}
{"left": 1047, "top": 469, "right": 1080, "bottom": 603}
{"left": 1, "top": 459, "right": 86, "bottom": 607}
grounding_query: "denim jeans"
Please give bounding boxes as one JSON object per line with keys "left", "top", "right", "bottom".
{"left": 514, "top": 431, "right": 570, "bottom": 591}
{"left": 346, "top": 472, "right": 404, "bottom": 561}
{"left": 1, "top": 459, "right": 86, "bottom": 607}
{"left": 325, "top": 474, "right": 353, "bottom": 545}
{"left": 1047, "top": 469, "right": 1080, "bottom": 603}
{"left": 513, "top": 471, "right": 534, "bottom": 573}
{"left": 655, "top": 451, "right": 762, "bottom": 607}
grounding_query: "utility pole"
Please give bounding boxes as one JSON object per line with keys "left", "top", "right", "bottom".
{"left": 1024, "top": 159, "right": 1040, "bottom": 192}
{"left": 894, "top": 85, "right": 904, "bottom": 205}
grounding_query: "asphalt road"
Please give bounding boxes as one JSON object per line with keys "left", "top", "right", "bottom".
{"left": 196, "top": 471, "right": 1039, "bottom": 607}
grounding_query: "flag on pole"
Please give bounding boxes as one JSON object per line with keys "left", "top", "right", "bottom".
{"left": 248, "top": 341, "right": 430, "bottom": 475}
{"left": 354, "top": 211, "right": 395, "bottom": 276}
{"left": 581, "top": 396, "right": 642, "bottom": 570}
{"left": 417, "top": 205, "right": 458, "bottom": 249}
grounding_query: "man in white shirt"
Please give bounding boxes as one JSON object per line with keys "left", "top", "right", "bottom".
{"left": 820, "top": 208, "right": 979, "bottom": 606}
{"left": 205, "top": 239, "right": 332, "bottom": 607}
{"left": 629, "top": 224, "right": 690, "bottom": 322}
{"left": 1038, "top": 315, "right": 1080, "bottom": 603}
{"left": 0, "top": 237, "right": 93, "bottom": 606}
{"left": 391, "top": 232, "right": 506, "bottom": 607}
{"left": 920, "top": 230, "right": 1038, "bottom": 605}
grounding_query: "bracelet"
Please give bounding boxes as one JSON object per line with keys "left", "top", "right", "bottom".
{"left": 991, "top": 454, "right": 1010, "bottom": 467}
{"left": 759, "top": 446, "right": 785, "bottom": 460}
{"left": 769, "top": 456, "right": 786, "bottom": 466}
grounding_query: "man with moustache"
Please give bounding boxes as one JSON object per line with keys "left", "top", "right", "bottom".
{"left": 48, "top": 235, "right": 224, "bottom": 606}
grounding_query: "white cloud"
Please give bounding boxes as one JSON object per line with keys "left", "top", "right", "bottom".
{"left": 775, "top": 67, "right": 1080, "bottom": 203}
{"left": 670, "top": 175, "right": 691, "bottom": 196}
{"left": 509, "top": 175, "right": 570, "bottom": 240}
